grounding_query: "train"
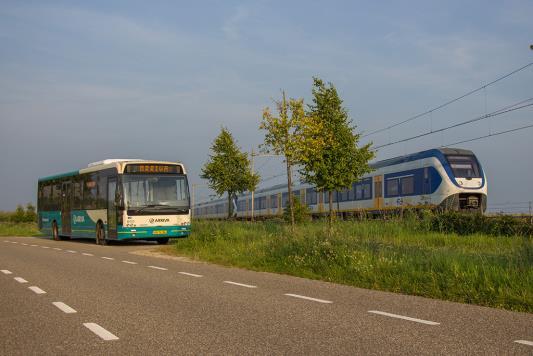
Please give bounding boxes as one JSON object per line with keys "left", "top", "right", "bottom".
{"left": 193, "top": 147, "right": 487, "bottom": 219}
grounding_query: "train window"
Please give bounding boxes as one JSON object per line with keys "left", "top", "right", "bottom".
{"left": 306, "top": 189, "right": 317, "bottom": 205}
{"left": 446, "top": 155, "right": 481, "bottom": 178}
{"left": 270, "top": 194, "right": 278, "bottom": 209}
{"left": 355, "top": 184, "right": 363, "bottom": 200}
{"left": 401, "top": 176, "right": 414, "bottom": 195}
{"left": 256, "top": 197, "right": 265, "bottom": 210}
{"left": 340, "top": 188, "right": 349, "bottom": 202}
{"left": 363, "top": 183, "right": 372, "bottom": 199}
{"left": 386, "top": 179, "right": 399, "bottom": 197}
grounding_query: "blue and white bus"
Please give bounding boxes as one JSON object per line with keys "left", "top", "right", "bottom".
{"left": 37, "top": 159, "right": 191, "bottom": 245}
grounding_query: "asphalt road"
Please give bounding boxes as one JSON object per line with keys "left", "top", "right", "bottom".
{"left": 1, "top": 236, "right": 532, "bottom": 355}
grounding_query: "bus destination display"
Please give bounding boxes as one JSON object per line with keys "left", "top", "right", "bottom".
{"left": 125, "top": 164, "right": 182, "bottom": 174}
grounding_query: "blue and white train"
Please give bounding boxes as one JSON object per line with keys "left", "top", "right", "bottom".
{"left": 194, "top": 147, "right": 487, "bottom": 219}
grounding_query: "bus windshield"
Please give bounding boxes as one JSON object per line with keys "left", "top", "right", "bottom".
{"left": 122, "top": 175, "right": 189, "bottom": 213}
{"left": 446, "top": 155, "right": 481, "bottom": 178}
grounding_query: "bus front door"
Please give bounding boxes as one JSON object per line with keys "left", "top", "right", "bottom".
{"left": 61, "top": 181, "right": 72, "bottom": 236}
{"left": 107, "top": 177, "right": 117, "bottom": 239}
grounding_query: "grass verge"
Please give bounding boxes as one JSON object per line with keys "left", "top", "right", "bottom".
{"left": 0, "top": 222, "right": 41, "bottom": 237}
{"left": 170, "top": 219, "right": 532, "bottom": 313}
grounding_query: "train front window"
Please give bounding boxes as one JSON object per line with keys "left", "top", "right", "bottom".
{"left": 123, "top": 175, "right": 189, "bottom": 213}
{"left": 446, "top": 155, "right": 481, "bottom": 178}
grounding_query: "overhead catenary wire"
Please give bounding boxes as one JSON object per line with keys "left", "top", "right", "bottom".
{"left": 373, "top": 98, "right": 533, "bottom": 149}
{"left": 441, "top": 123, "right": 533, "bottom": 147}
{"left": 362, "top": 61, "right": 533, "bottom": 138}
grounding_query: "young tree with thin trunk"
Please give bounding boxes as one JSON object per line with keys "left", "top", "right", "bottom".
{"left": 201, "top": 127, "right": 259, "bottom": 219}
{"left": 260, "top": 92, "right": 305, "bottom": 226}
{"left": 299, "top": 78, "right": 375, "bottom": 227}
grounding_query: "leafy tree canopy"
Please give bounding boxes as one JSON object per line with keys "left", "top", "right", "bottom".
{"left": 299, "top": 77, "right": 375, "bottom": 192}
{"left": 201, "top": 127, "right": 259, "bottom": 217}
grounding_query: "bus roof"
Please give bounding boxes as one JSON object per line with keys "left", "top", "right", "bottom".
{"left": 38, "top": 159, "right": 186, "bottom": 182}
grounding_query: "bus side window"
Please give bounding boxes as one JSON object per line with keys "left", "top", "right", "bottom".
{"left": 84, "top": 175, "right": 98, "bottom": 209}
{"left": 73, "top": 181, "right": 82, "bottom": 209}
{"left": 42, "top": 184, "right": 51, "bottom": 210}
{"left": 52, "top": 183, "right": 61, "bottom": 210}
{"left": 97, "top": 174, "right": 107, "bottom": 209}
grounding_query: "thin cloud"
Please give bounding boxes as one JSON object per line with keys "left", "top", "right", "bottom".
{"left": 222, "top": 6, "right": 249, "bottom": 40}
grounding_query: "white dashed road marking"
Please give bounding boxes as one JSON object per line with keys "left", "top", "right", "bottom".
{"left": 83, "top": 323, "right": 119, "bottom": 341}
{"left": 121, "top": 260, "right": 137, "bottom": 265}
{"left": 101, "top": 257, "right": 114, "bottom": 260}
{"left": 515, "top": 340, "right": 533, "bottom": 347}
{"left": 148, "top": 266, "right": 168, "bottom": 270}
{"left": 30, "top": 244, "right": 38, "bottom": 247}
{"left": 1, "top": 270, "right": 13, "bottom": 275}
{"left": 179, "top": 272, "right": 203, "bottom": 278}
{"left": 53, "top": 248, "right": 62, "bottom": 251}
{"left": 224, "top": 281, "right": 257, "bottom": 289}
{"left": 82, "top": 253, "right": 93, "bottom": 256}
{"left": 28, "top": 286, "right": 46, "bottom": 294}
{"left": 284, "top": 293, "right": 332, "bottom": 304}
{"left": 66, "top": 250, "right": 77, "bottom": 253}
{"left": 2, "top": 240, "right": 9, "bottom": 243}
{"left": 11, "top": 241, "right": 18, "bottom": 244}
{"left": 368, "top": 310, "right": 440, "bottom": 325}
{"left": 14, "top": 277, "right": 28, "bottom": 284}
{"left": 41, "top": 246, "right": 50, "bottom": 249}
{"left": 21, "top": 243, "right": 28, "bottom": 246}
{"left": 52, "top": 302, "right": 77, "bottom": 314}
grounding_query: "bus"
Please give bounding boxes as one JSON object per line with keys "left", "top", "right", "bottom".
{"left": 37, "top": 159, "right": 191, "bottom": 245}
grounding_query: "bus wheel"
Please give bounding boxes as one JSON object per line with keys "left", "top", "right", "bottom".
{"left": 156, "top": 238, "right": 169, "bottom": 245}
{"left": 52, "top": 222, "right": 59, "bottom": 241}
{"left": 96, "top": 223, "right": 107, "bottom": 246}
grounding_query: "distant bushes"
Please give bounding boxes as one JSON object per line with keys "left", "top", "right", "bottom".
{"left": 0, "top": 204, "right": 37, "bottom": 223}
{"left": 428, "top": 211, "right": 532, "bottom": 237}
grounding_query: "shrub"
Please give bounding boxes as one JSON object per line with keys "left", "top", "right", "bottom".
{"left": 430, "top": 211, "right": 532, "bottom": 237}
{"left": 283, "top": 197, "right": 311, "bottom": 224}
{"left": 0, "top": 204, "right": 38, "bottom": 223}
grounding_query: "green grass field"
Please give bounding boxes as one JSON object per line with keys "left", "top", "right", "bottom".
{"left": 0, "top": 222, "right": 41, "bottom": 237}
{"left": 171, "top": 219, "right": 533, "bottom": 312}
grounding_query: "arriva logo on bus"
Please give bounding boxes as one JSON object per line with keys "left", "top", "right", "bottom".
{"left": 149, "top": 218, "right": 170, "bottom": 223}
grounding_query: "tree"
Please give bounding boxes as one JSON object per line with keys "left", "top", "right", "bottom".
{"left": 299, "top": 77, "right": 375, "bottom": 226}
{"left": 12, "top": 205, "right": 26, "bottom": 223}
{"left": 260, "top": 92, "right": 306, "bottom": 226}
{"left": 25, "top": 203, "right": 37, "bottom": 223}
{"left": 201, "top": 127, "right": 259, "bottom": 219}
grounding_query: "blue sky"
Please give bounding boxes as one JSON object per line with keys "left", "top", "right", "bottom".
{"left": 1, "top": 0, "right": 532, "bottom": 211}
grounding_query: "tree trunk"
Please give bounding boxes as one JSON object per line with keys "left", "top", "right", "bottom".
{"left": 328, "top": 190, "right": 334, "bottom": 228}
{"left": 227, "top": 192, "right": 232, "bottom": 219}
{"left": 286, "top": 160, "right": 295, "bottom": 226}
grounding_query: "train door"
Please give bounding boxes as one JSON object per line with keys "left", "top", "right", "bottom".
{"left": 61, "top": 181, "right": 72, "bottom": 236}
{"left": 107, "top": 177, "right": 117, "bottom": 239}
{"left": 373, "top": 176, "right": 383, "bottom": 209}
